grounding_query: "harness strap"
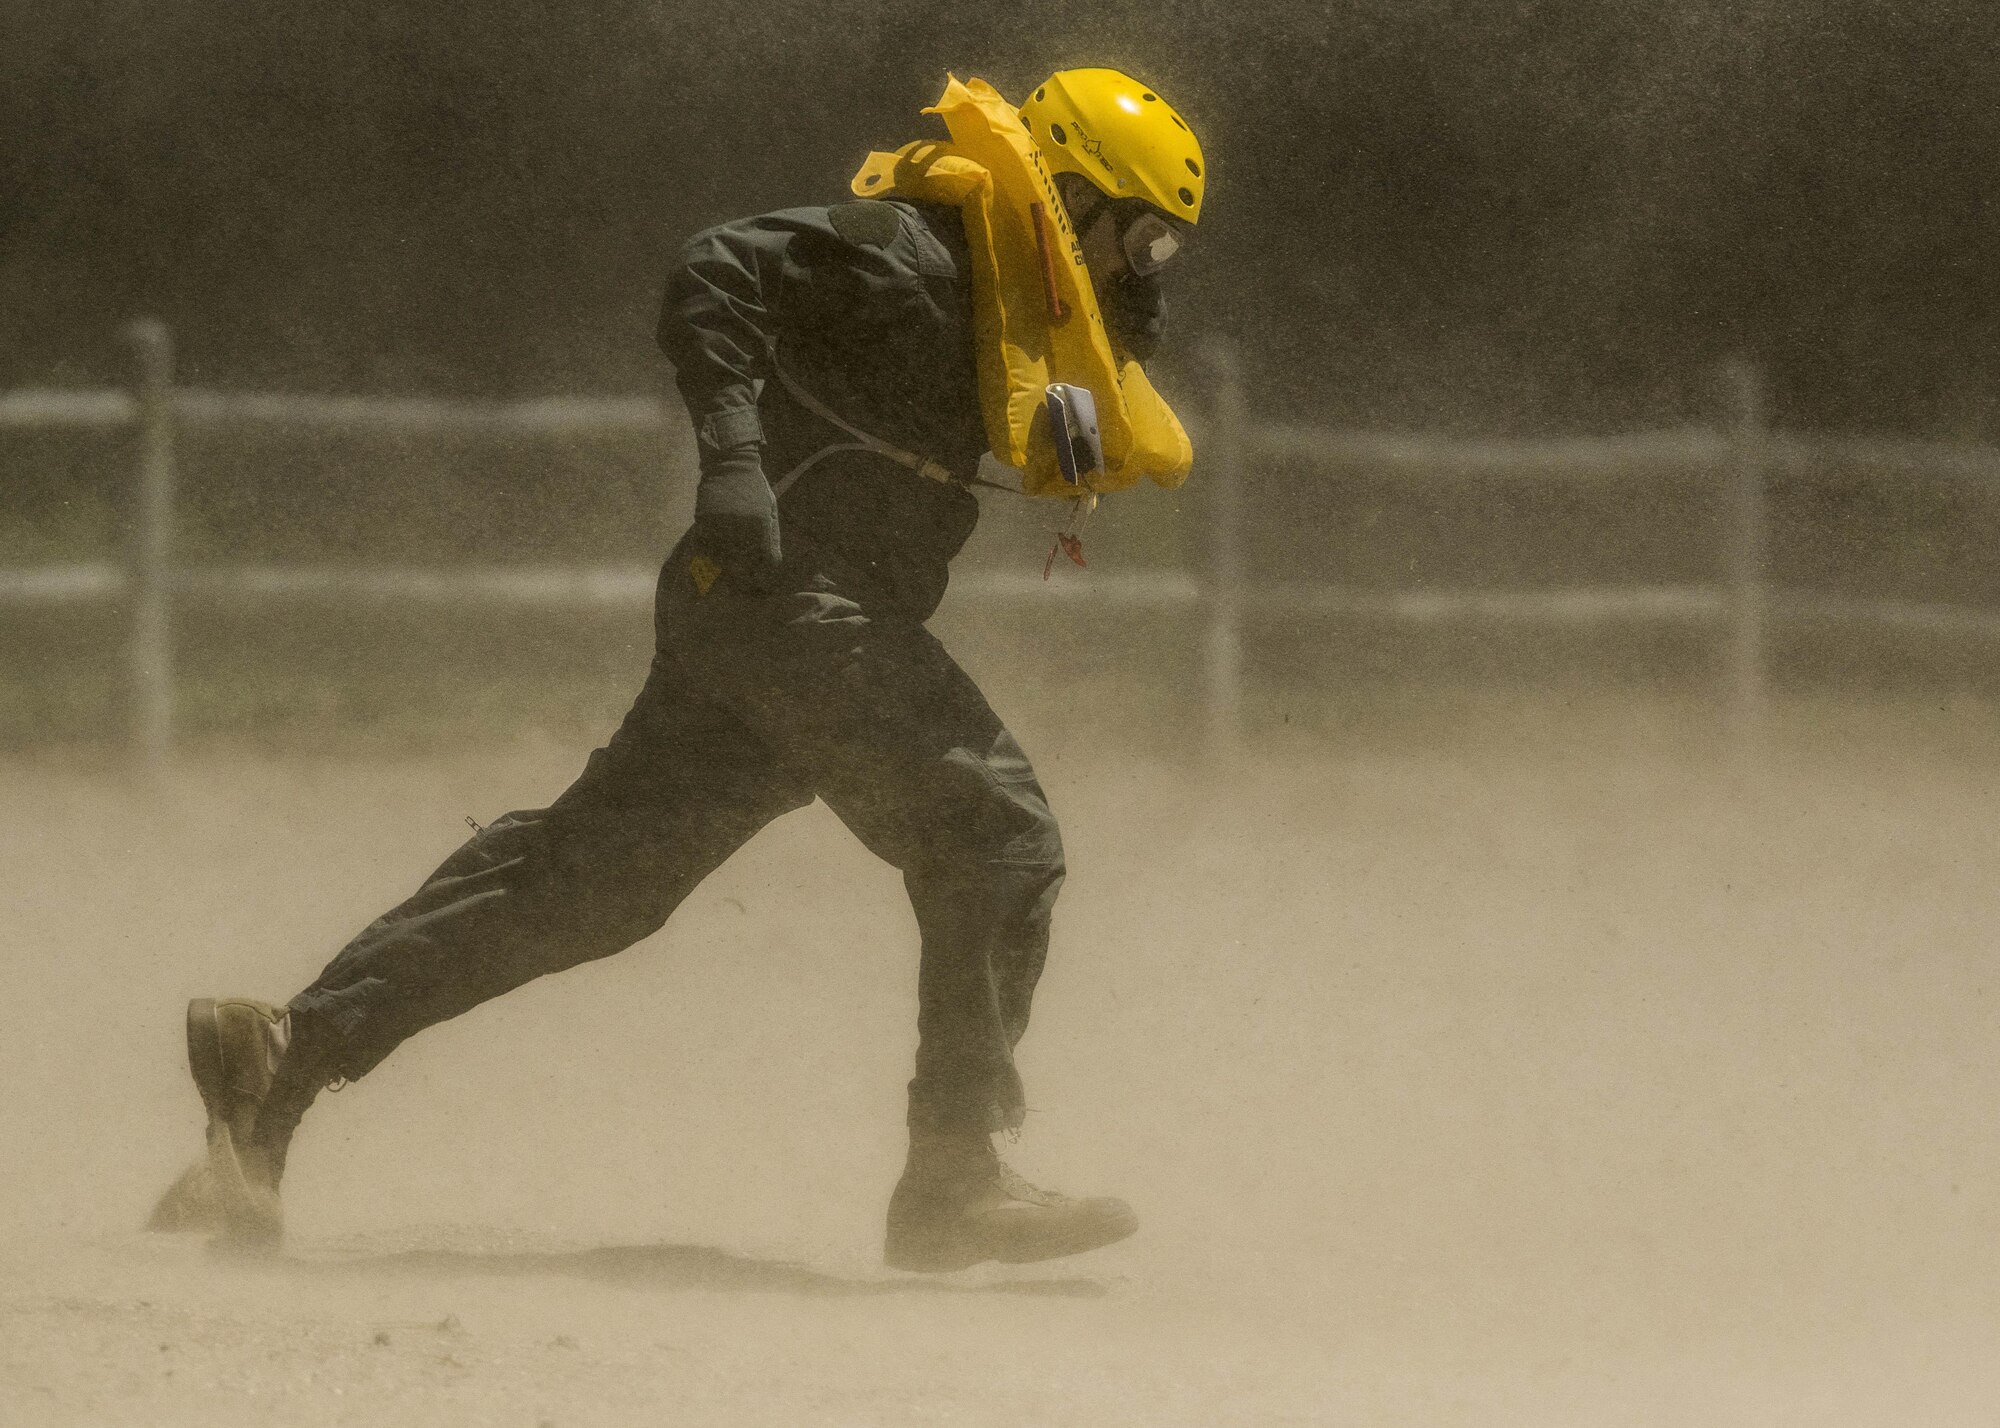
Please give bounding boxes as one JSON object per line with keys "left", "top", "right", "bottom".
{"left": 773, "top": 364, "right": 958, "bottom": 485}
{"left": 769, "top": 361, "right": 1024, "bottom": 498}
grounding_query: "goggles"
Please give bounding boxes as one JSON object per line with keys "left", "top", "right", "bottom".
{"left": 1118, "top": 208, "right": 1187, "bottom": 277}
{"left": 1067, "top": 186, "right": 1190, "bottom": 278}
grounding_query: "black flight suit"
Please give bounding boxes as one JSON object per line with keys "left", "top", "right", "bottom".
{"left": 284, "top": 197, "right": 1128, "bottom": 1136}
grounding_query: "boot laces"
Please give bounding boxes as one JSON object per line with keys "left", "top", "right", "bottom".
{"left": 994, "top": 1159, "right": 1071, "bottom": 1209}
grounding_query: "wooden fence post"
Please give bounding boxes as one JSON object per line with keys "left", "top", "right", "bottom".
{"left": 127, "top": 319, "right": 176, "bottom": 776}
{"left": 1719, "top": 355, "right": 1768, "bottom": 764}
{"left": 1200, "top": 337, "right": 1246, "bottom": 763}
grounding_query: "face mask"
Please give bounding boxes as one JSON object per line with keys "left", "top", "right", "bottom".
{"left": 1101, "top": 270, "right": 1167, "bottom": 361}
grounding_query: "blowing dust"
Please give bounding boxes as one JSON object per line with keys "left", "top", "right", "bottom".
{"left": 4, "top": 677, "right": 1998, "bottom": 1425}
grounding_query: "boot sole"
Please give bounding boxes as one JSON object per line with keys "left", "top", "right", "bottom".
{"left": 886, "top": 1202, "right": 1140, "bottom": 1273}
{"left": 987, "top": 1201, "right": 1139, "bottom": 1265}
{"left": 186, "top": 998, "right": 227, "bottom": 1123}
{"left": 185, "top": 998, "right": 282, "bottom": 1248}
{"left": 147, "top": 1000, "right": 231, "bottom": 1234}
{"left": 884, "top": 1235, "right": 988, "bottom": 1274}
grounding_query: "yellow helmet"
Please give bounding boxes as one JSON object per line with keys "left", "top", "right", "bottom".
{"left": 1017, "top": 68, "right": 1206, "bottom": 225}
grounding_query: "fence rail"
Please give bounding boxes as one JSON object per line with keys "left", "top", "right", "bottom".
{"left": 5, "top": 322, "right": 2000, "bottom": 770}
{"left": 1251, "top": 422, "right": 1732, "bottom": 475}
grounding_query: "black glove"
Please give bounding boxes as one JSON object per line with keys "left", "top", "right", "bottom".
{"left": 692, "top": 443, "right": 781, "bottom": 592}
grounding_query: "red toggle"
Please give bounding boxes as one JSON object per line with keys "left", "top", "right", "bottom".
{"left": 1043, "top": 533, "right": 1088, "bottom": 580}
{"left": 1029, "top": 202, "right": 1068, "bottom": 323}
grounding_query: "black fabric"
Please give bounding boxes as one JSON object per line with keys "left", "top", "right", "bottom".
{"left": 1102, "top": 270, "right": 1168, "bottom": 363}
{"left": 690, "top": 442, "right": 781, "bottom": 591}
{"left": 289, "top": 536, "right": 1064, "bottom": 1135}
{"left": 658, "top": 198, "right": 986, "bottom": 622}
{"left": 826, "top": 199, "right": 904, "bottom": 248}
{"left": 280, "top": 195, "right": 1109, "bottom": 1137}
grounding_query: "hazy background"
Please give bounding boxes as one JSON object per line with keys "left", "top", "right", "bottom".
{"left": 8, "top": 0, "right": 2000, "bottom": 429}
{"left": 6, "top": 5, "right": 2000, "bottom": 1424}
{"left": 5, "top": 0, "right": 2000, "bottom": 750}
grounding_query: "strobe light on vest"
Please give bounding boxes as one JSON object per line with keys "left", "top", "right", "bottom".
{"left": 1042, "top": 383, "right": 1101, "bottom": 579}
{"left": 1045, "top": 383, "right": 1105, "bottom": 487}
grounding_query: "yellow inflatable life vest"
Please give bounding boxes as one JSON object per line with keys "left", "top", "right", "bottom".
{"left": 850, "top": 75, "right": 1194, "bottom": 499}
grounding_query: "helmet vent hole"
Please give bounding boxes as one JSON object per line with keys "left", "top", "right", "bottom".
{"left": 1185, "top": 158, "right": 1201, "bottom": 177}
{"left": 1178, "top": 186, "right": 1195, "bottom": 207}
{"left": 1050, "top": 123, "right": 1068, "bottom": 145}
{"left": 1143, "top": 92, "right": 1157, "bottom": 101}
{"left": 1170, "top": 114, "right": 1187, "bottom": 131}
{"left": 1035, "top": 87, "right": 1046, "bottom": 101}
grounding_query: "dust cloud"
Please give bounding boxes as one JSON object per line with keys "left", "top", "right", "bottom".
{"left": 5, "top": 677, "right": 2000, "bottom": 1423}
{"left": 8, "top": 1, "right": 2000, "bottom": 1423}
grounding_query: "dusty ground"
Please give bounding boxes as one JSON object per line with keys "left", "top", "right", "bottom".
{"left": 4, "top": 703, "right": 2000, "bottom": 1425}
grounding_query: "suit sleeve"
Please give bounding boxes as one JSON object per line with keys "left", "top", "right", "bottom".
{"left": 657, "top": 216, "right": 796, "bottom": 456}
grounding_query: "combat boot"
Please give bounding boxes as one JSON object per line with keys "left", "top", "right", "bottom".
{"left": 149, "top": 998, "right": 313, "bottom": 1247}
{"left": 883, "top": 1130, "right": 1138, "bottom": 1273}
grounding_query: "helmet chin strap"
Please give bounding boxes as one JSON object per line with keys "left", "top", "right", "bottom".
{"left": 1061, "top": 183, "right": 1112, "bottom": 237}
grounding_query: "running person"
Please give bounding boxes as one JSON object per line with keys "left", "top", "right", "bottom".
{"left": 152, "top": 69, "right": 1206, "bottom": 1271}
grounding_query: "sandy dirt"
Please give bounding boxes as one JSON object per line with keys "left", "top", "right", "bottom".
{"left": 5, "top": 713, "right": 2000, "bottom": 1425}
